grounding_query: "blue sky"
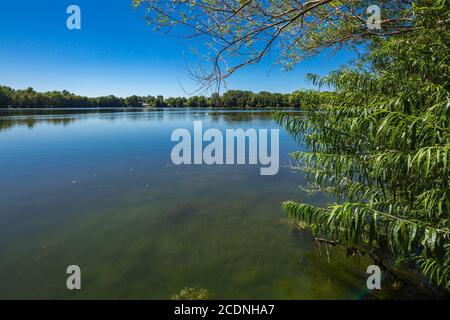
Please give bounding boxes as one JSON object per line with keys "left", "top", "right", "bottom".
{"left": 0, "top": 0, "right": 356, "bottom": 97}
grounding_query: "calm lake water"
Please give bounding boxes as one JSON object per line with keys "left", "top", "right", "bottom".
{"left": 0, "top": 108, "right": 374, "bottom": 299}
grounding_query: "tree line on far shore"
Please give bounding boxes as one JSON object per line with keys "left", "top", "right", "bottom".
{"left": 0, "top": 85, "right": 316, "bottom": 109}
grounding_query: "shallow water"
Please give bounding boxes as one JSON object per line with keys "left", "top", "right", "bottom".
{"left": 0, "top": 108, "right": 373, "bottom": 299}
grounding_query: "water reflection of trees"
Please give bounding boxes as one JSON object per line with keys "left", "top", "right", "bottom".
{"left": 0, "top": 117, "right": 77, "bottom": 131}
{"left": 0, "top": 109, "right": 287, "bottom": 132}
{"left": 0, "top": 109, "right": 146, "bottom": 132}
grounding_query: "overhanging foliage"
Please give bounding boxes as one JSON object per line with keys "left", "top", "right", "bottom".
{"left": 275, "top": 1, "right": 450, "bottom": 289}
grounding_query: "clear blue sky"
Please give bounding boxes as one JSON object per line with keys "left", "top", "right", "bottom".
{"left": 0, "top": 0, "right": 356, "bottom": 97}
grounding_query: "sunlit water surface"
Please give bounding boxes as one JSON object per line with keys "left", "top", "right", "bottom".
{"left": 0, "top": 109, "right": 373, "bottom": 299}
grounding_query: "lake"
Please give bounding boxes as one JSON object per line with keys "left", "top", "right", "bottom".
{"left": 0, "top": 108, "right": 373, "bottom": 299}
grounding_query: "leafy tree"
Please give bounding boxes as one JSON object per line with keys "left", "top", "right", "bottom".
{"left": 275, "top": 1, "right": 450, "bottom": 289}
{"left": 154, "top": 95, "right": 167, "bottom": 108}
{"left": 289, "top": 90, "right": 335, "bottom": 108}
{"left": 165, "top": 97, "right": 176, "bottom": 107}
{"left": 0, "top": 86, "right": 13, "bottom": 107}
{"left": 222, "top": 90, "right": 253, "bottom": 108}
{"left": 197, "top": 96, "right": 209, "bottom": 108}
{"left": 125, "top": 95, "right": 143, "bottom": 108}
{"left": 134, "top": 0, "right": 414, "bottom": 89}
{"left": 96, "top": 95, "right": 124, "bottom": 108}
{"left": 208, "top": 92, "right": 222, "bottom": 108}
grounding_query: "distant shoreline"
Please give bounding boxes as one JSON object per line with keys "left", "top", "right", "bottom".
{"left": 1, "top": 85, "right": 327, "bottom": 109}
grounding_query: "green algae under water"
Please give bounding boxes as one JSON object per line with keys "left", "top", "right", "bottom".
{"left": 0, "top": 109, "right": 374, "bottom": 299}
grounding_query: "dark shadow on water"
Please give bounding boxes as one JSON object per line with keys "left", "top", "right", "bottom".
{"left": 167, "top": 205, "right": 198, "bottom": 225}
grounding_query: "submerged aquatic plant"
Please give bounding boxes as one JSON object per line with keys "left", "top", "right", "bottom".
{"left": 171, "top": 287, "right": 209, "bottom": 300}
